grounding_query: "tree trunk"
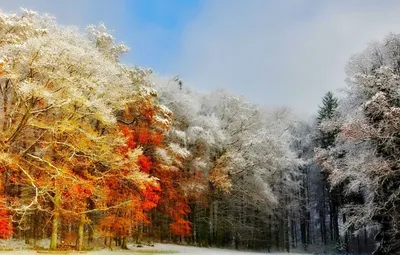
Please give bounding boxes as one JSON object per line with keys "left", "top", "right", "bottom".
{"left": 121, "top": 237, "right": 128, "bottom": 249}
{"left": 214, "top": 201, "right": 218, "bottom": 246}
{"left": 77, "top": 214, "right": 85, "bottom": 251}
{"left": 343, "top": 213, "right": 349, "bottom": 253}
{"left": 109, "top": 237, "right": 113, "bottom": 250}
{"left": 320, "top": 179, "right": 327, "bottom": 245}
{"left": 50, "top": 185, "right": 61, "bottom": 250}
{"left": 332, "top": 201, "right": 339, "bottom": 242}
{"left": 284, "top": 214, "right": 290, "bottom": 252}
{"left": 50, "top": 206, "right": 59, "bottom": 248}
{"left": 306, "top": 211, "right": 311, "bottom": 246}
{"left": 208, "top": 201, "right": 213, "bottom": 246}
{"left": 300, "top": 170, "right": 309, "bottom": 251}
{"left": 138, "top": 223, "right": 143, "bottom": 244}
{"left": 284, "top": 195, "right": 290, "bottom": 253}
{"left": 329, "top": 202, "right": 334, "bottom": 241}
{"left": 291, "top": 219, "right": 296, "bottom": 248}
{"left": 267, "top": 214, "right": 272, "bottom": 252}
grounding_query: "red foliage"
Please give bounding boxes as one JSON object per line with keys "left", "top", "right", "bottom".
{"left": 112, "top": 97, "right": 194, "bottom": 238}
{"left": 63, "top": 183, "right": 92, "bottom": 201}
{"left": 119, "top": 125, "right": 136, "bottom": 154}
{"left": 140, "top": 103, "right": 155, "bottom": 120}
{"left": 134, "top": 127, "right": 164, "bottom": 146}
{"left": 0, "top": 199, "right": 12, "bottom": 239}
{"left": 98, "top": 215, "right": 131, "bottom": 237}
{"left": 156, "top": 170, "right": 192, "bottom": 237}
{"left": 141, "top": 183, "right": 161, "bottom": 211}
{"left": 170, "top": 218, "right": 192, "bottom": 237}
{"left": 138, "top": 155, "right": 152, "bottom": 173}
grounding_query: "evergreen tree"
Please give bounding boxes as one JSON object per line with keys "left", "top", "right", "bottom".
{"left": 317, "top": 91, "right": 338, "bottom": 123}
{"left": 317, "top": 91, "right": 338, "bottom": 149}
{"left": 315, "top": 91, "right": 340, "bottom": 246}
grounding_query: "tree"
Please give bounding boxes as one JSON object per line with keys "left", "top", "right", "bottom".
{"left": 316, "top": 33, "right": 400, "bottom": 255}
{"left": 317, "top": 92, "right": 339, "bottom": 148}
{"left": 314, "top": 92, "right": 341, "bottom": 246}
{"left": 1, "top": 7, "right": 385, "bottom": 254}
{"left": 0, "top": 9, "right": 157, "bottom": 250}
{"left": 317, "top": 92, "right": 338, "bottom": 124}
{"left": 155, "top": 78, "right": 302, "bottom": 250}
{"left": 0, "top": 174, "right": 12, "bottom": 239}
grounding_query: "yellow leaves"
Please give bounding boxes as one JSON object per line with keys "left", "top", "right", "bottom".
{"left": 129, "top": 147, "right": 143, "bottom": 163}
{"left": 0, "top": 9, "right": 171, "bottom": 239}
{"left": 210, "top": 153, "right": 233, "bottom": 193}
{"left": 0, "top": 62, "right": 5, "bottom": 77}
{"left": 0, "top": 57, "right": 9, "bottom": 77}
{"left": 210, "top": 167, "right": 232, "bottom": 193}
{"left": 0, "top": 153, "right": 14, "bottom": 166}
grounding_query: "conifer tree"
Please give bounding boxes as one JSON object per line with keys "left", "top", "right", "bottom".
{"left": 315, "top": 91, "right": 340, "bottom": 245}
{"left": 317, "top": 91, "right": 338, "bottom": 124}
{"left": 317, "top": 91, "right": 338, "bottom": 149}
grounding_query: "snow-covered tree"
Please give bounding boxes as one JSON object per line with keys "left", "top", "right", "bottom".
{"left": 316, "top": 33, "right": 400, "bottom": 255}
{"left": 0, "top": 9, "right": 161, "bottom": 250}
{"left": 154, "top": 77, "right": 302, "bottom": 249}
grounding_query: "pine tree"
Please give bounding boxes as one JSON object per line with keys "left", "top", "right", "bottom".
{"left": 317, "top": 91, "right": 338, "bottom": 124}
{"left": 317, "top": 91, "right": 338, "bottom": 149}
{"left": 315, "top": 91, "right": 340, "bottom": 246}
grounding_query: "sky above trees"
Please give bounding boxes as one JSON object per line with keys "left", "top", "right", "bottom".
{"left": 3, "top": 0, "right": 400, "bottom": 115}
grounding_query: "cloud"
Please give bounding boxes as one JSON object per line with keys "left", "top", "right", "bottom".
{"left": 176, "top": 0, "right": 400, "bottom": 116}
{"left": 4, "top": 1, "right": 400, "bottom": 116}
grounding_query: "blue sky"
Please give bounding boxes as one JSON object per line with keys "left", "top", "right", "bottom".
{"left": 3, "top": 1, "right": 400, "bottom": 116}
{"left": 2, "top": 0, "right": 202, "bottom": 74}
{"left": 121, "top": 0, "right": 202, "bottom": 72}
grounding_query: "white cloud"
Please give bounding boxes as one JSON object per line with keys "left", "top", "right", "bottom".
{"left": 176, "top": 0, "right": 400, "bottom": 116}
{"left": 4, "top": 1, "right": 400, "bottom": 116}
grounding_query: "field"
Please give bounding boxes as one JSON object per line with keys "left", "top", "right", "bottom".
{"left": 0, "top": 243, "right": 309, "bottom": 255}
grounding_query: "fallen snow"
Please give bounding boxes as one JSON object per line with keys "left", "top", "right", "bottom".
{"left": 120, "top": 243, "right": 309, "bottom": 255}
{"left": 0, "top": 243, "right": 310, "bottom": 255}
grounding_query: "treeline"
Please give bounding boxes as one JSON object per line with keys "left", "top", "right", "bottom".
{"left": 0, "top": 9, "right": 300, "bottom": 251}
{"left": 284, "top": 34, "right": 400, "bottom": 255}
{"left": 0, "top": 9, "right": 399, "bottom": 255}
{"left": 313, "top": 34, "right": 400, "bottom": 255}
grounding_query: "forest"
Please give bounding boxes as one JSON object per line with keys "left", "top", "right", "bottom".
{"left": 0, "top": 8, "right": 399, "bottom": 255}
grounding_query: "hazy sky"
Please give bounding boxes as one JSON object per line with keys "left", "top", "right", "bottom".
{"left": 3, "top": 0, "right": 400, "bottom": 115}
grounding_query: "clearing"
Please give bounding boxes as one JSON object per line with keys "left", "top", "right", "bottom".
{"left": 0, "top": 243, "right": 309, "bottom": 255}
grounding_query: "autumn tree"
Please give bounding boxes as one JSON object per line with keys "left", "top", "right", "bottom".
{"left": 156, "top": 79, "right": 301, "bottom": 250}
{"left": 0, "top": 8, "right": 381, "bottom": 254}
{"left": 0, "top": 9, "right": 155, "bottom": 250}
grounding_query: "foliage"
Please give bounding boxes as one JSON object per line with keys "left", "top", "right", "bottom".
{"left": 316, "top": 33, "right": 400, "bottom": 254}
{"left": 2, "top": 7, "right": 390, "bottom": 254}
{"left": 317, "top": 91, "right": 338, "bottom": 124}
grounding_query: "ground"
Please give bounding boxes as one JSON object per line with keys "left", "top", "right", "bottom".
{"left": 0, "top": 243, "right": 310, "bottom": 255}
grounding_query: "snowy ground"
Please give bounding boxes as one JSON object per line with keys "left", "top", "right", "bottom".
{"left": 0, "top": 243, "right": 310, "bottom": 255}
